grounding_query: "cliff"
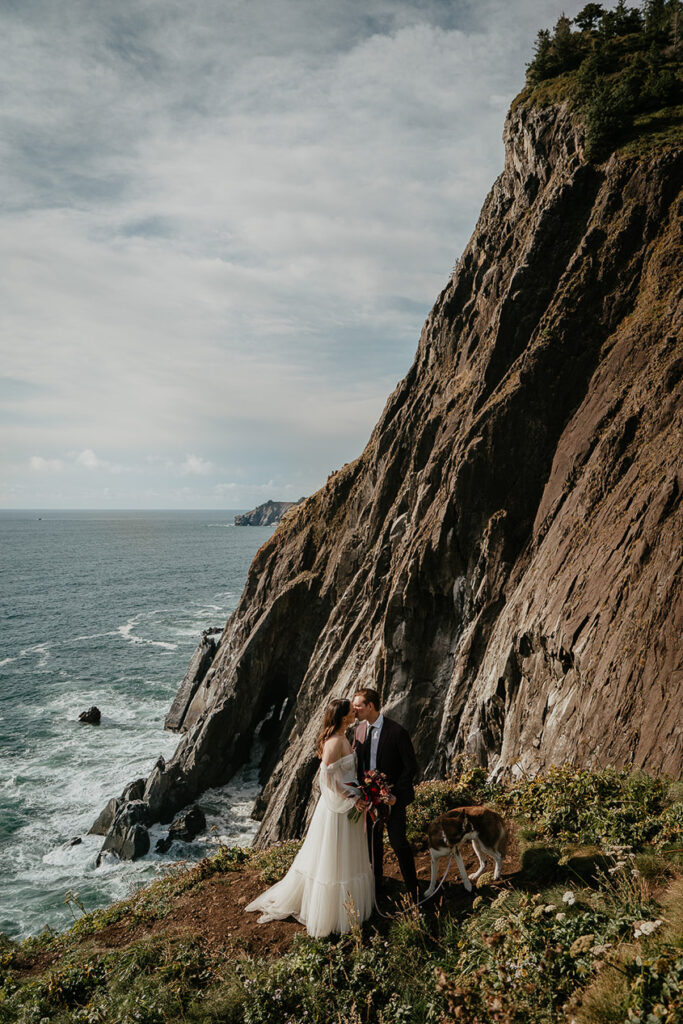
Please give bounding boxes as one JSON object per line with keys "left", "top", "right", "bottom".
{"left": 97, "top": 74, "right": 682, "bottom": 848}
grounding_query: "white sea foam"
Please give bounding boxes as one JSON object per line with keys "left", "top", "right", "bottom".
{"left": 17, "top": 641, "right": 51, "bottom": 667}
{"left": 116, "top": 617, "right": 178, "bottom": 651}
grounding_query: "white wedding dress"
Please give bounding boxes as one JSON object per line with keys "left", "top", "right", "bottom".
{"left": 245, "top": 752, "right": 374, "bottom": 937}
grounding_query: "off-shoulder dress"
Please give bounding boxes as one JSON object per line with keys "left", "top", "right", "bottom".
{"left": 245, "top": 752, "right": 374, "bottom": 937}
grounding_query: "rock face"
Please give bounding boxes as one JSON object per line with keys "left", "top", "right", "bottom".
{"left": 100, "top": 98, "right": 682, "bottom": 848}
{"left": 165, "top": 629, "right": 222, "bottom": 732}
{"left": 234, "top": 501, "right": 299, "bottom": 526}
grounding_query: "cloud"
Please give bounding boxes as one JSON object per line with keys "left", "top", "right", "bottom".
{"left": 29, "top": 456, "right": 64, "bottom": 472}
{"left": 1, "top": 0, "right": 591, "bottom": 508}
{"left": 75, "top": 448, "right": 100, "bottom": 469}
{"left": 180, "top": 454, "right": 213, "bottom": 476}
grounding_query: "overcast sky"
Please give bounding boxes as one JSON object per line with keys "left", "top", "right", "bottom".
{"left": 1, "top": 0, "right": 588, "bottom": 509}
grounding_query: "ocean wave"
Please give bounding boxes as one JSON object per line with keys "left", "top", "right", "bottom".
{"left": 116, "top": 618, "right": 177, "bottom": 651}
{"left": 70, "top": 631, "right": 119, "bottom": 643}
{"left": 16, "top": 642, "right": 51, "bottom": 668}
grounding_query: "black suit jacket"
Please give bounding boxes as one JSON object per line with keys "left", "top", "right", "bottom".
{"left": 357, "top": 716, "right": 417, "bottom": 807}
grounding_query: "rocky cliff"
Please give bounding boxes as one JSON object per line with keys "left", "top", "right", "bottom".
{"left": 98, "top": 88, "right": 682, "bottom": 850}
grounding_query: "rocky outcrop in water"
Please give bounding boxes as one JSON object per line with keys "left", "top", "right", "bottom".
{"left": 165, "top": 629, "right": 222, "bottom": 732}
{"left": 234, "top": 501, "right": 300, "bottom": 527}
{"left": 96, "top": 801, "right": 151, "bottom": 866}
{"left": 78, "top": 706, "right": 101, "bottom": 725}
{"left": 98, "top": 93, "right": 682, "bottom": 848}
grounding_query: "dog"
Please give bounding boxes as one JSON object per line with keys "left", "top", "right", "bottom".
{"left": 424, "top": 806, "right": 507, "bottom": 896}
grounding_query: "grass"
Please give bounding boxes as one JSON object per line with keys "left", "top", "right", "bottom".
{"left": 2, "top": 763, "right": 682, "bottom": 1023}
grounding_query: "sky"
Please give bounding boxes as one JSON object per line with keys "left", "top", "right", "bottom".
{"left": 1, "top": 0, "right": 589, "bottom": 509}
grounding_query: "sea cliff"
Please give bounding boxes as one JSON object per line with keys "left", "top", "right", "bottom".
{"left": 97, "top": 28, "right": 682, "bottom": 849}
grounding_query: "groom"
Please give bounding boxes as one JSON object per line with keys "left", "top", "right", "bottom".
{"left": 352, "top": 688, "right": 418, "bottom": 902}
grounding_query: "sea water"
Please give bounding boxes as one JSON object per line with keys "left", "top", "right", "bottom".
{"left": 0, "top": 510, "right": 272, "bottom": 940}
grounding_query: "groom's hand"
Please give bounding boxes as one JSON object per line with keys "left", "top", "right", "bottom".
{"left": 387, "top": 795, "right": 397, "bottom": 806}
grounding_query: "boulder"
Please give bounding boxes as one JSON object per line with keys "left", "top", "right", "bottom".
{"left": 96, "top": 800, "right": 151, "bottom": 866}
{"left": 78, "top": 706, "right": 101, "bottom": 725}
{"left": 155, "top": 804, "right": 206, "bottom": 853}
{"left": 168, "top": 805, "right": 206, "bottom": 843}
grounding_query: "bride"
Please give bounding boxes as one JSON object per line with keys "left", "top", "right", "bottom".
{"left": 245, "top": 698, "right": 374, "bottom": 937}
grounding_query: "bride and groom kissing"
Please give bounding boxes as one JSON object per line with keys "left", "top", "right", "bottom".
{"left": 246, "top": 688, "right": 419, "bottom": 938}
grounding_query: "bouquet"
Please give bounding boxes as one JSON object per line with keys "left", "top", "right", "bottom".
{"left": 348, "top": 769, "right": 393, "bottom": 823}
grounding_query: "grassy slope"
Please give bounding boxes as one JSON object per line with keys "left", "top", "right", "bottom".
{"left": 1, "top": 763, "right": 682, "bottom": 1024}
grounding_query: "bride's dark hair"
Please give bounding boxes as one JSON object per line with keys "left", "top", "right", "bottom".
{"left": 316, "top": 698, "right": 351, "bottom": 757}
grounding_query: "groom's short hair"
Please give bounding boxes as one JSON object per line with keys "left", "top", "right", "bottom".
{"left": 354, "top": 687, "right": 381, "bottom": 711}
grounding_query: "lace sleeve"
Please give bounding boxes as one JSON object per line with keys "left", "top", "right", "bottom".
{"left": 318, "top": 761, "right": 358, "bottom": 814}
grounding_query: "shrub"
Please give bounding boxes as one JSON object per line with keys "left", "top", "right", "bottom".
{"left": 499, "top": 764, "right": 670, "bottom": 848}
{"left": 406, "top": 781, "right": 474, "bottom": 847}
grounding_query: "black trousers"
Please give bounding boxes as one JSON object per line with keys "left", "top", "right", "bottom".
{"left": 367, "top": 801, "right": 418, "bottom": 899}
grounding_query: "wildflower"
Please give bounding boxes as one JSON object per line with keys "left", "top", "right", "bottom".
{"left": 631, "top": 868, "right": 640, "bottom": 877}
{"left": 491, "top": 890, "right": 509, "bottom": 909}
{"left": 562, "top": 891, "right": 576, "bottom": 905}
{"left": 570, "top": 934, "right": 595, "bottom": 956}
{"left": 556, "top": 912, "right": 567, "bottom": 921}
{"left": 633, "top": 919, "right": 663, "bottom": 938}
{"left": 543, "top": 904, "right": 556, "bottom": 914}
{"left": 590, "top": 943, "right": 612, "bottom": 956}
{"left": 493, "top": 916, "right": 508, "bottom": 931}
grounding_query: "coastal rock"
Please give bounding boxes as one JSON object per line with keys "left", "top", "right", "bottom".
{"left": 165, "top": 632, "right": 221, "bottom": 733}
{"left": 88, "top": 797, "right": 121, "bottom": 837}
{"left": 78, "top": 706, "right": 101, "bottom": 725}
{"left": 234, "top": 500, "right": 301, "bottom": 527}
{"left": 168, "top": 805, "right": 206, "bottom": 842}
{"left": 120, "top": 778, "right": 146, "bottom": 802}
{"left": 96, "top": 801, "right": 151, "bottom": 865}
{"left": 154, "top": 805, "right": 206, "bottom": 852}
{"left": 100, "top": 98, "right": 683, "bottom": 846}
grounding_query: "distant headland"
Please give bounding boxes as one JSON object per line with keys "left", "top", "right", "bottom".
{"left": 234, "top": 499, "right": 303, "bottom": 527}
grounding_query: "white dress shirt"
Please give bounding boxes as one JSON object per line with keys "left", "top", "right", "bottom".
{"left": 368, "top": 713, "right": 384, "bottom": 771}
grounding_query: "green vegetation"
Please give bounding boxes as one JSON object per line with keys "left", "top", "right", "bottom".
{"left": 1, "top": 762, "right": 681, "bottom": 1023}
{"left": 521, "top": 0, "right": 682, "bottom": 160}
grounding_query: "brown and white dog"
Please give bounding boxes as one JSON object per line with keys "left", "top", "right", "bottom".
{"left": 424, "top": 806, "right": 507, "bottom": 896}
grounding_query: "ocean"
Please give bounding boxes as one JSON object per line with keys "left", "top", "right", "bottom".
{"left": 0, "top": 509, "right": 272, "bottom": 941}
